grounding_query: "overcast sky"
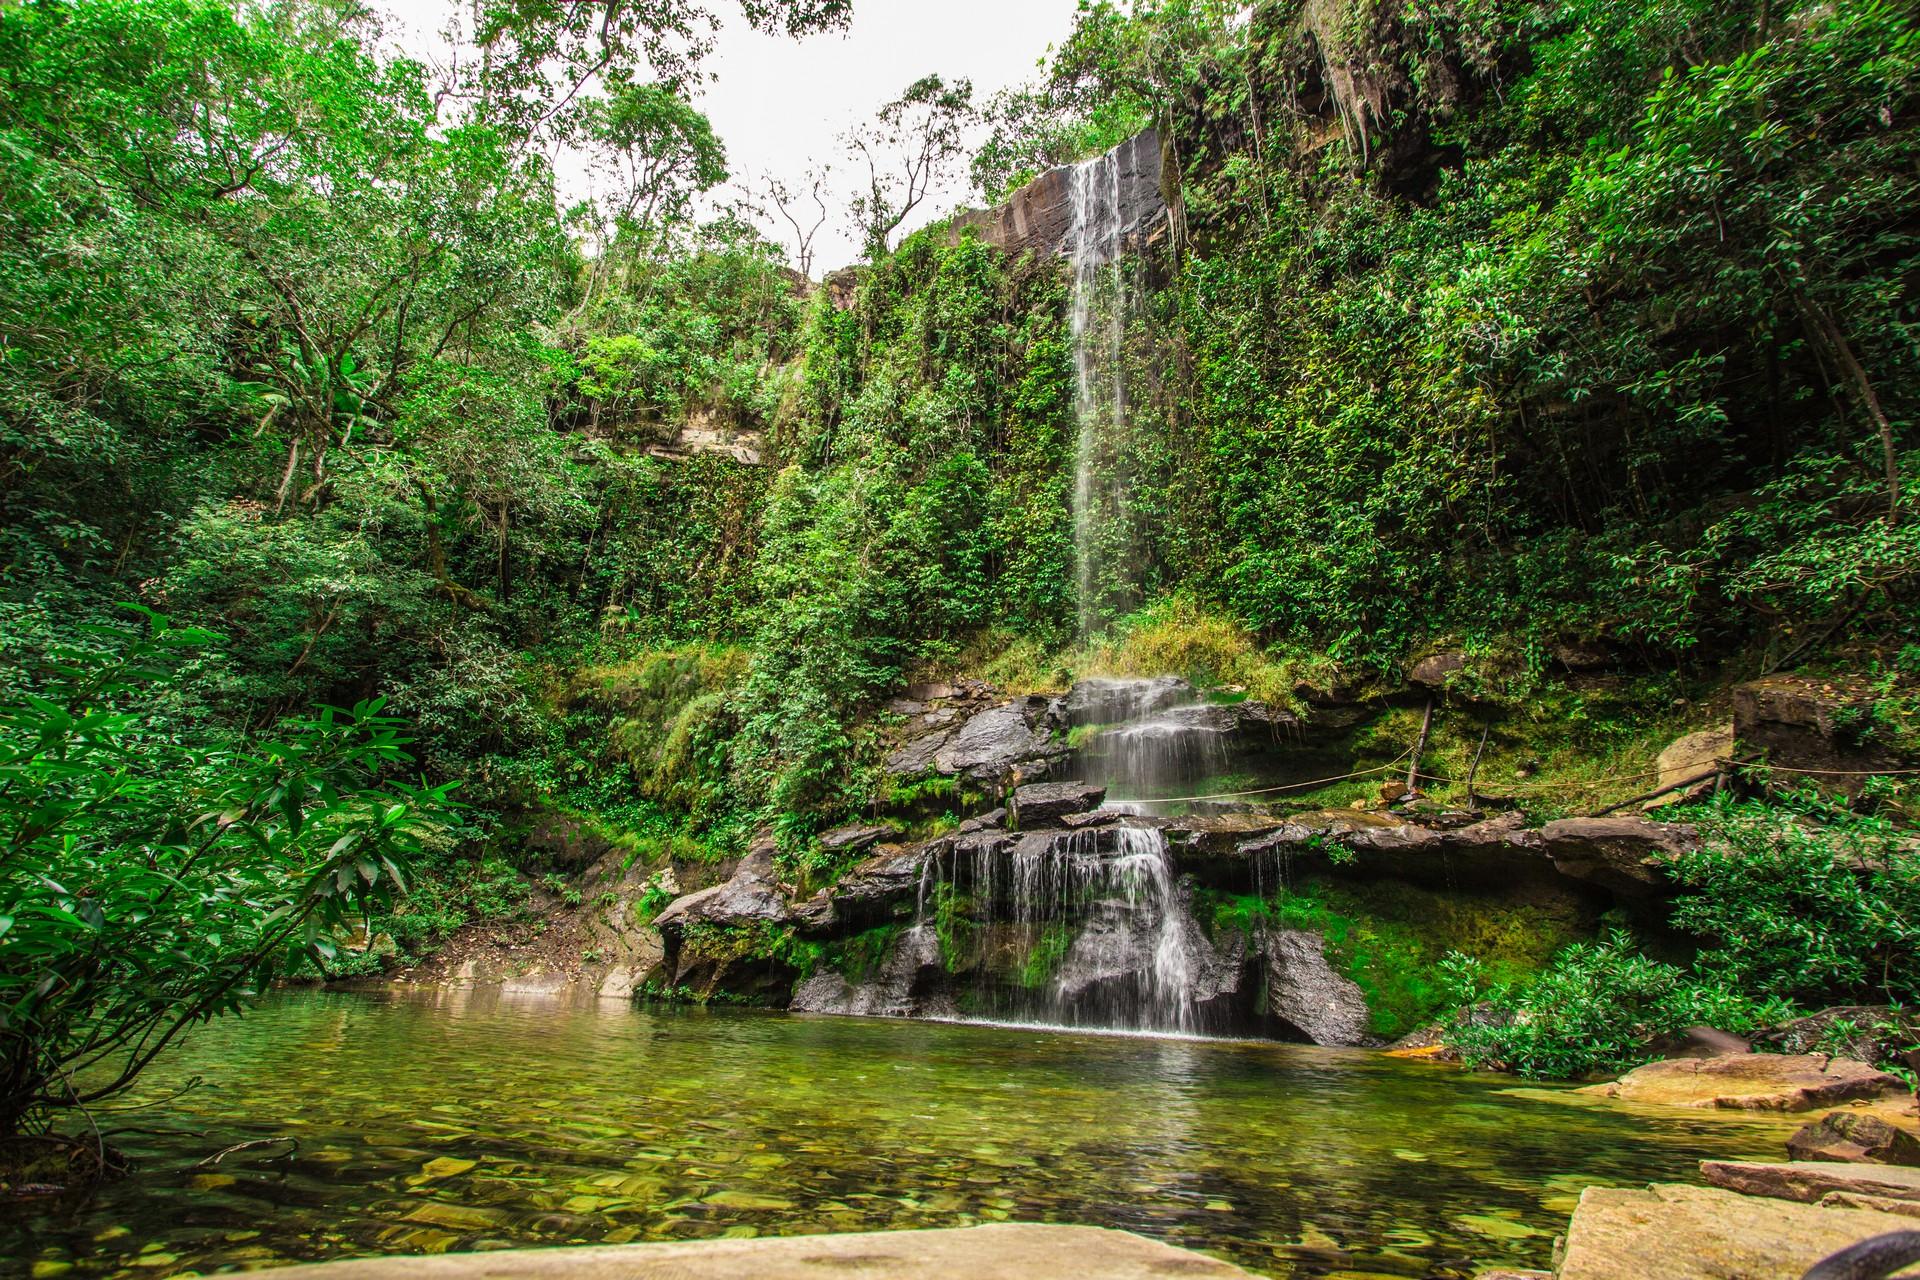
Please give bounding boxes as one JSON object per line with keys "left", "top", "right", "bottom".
{"left": 377, "top": 0, "right": 1082, "bottom": 272}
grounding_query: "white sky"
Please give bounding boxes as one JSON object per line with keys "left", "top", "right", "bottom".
{"left": 375, "top": 0, "right": 1082, "bottom": 272}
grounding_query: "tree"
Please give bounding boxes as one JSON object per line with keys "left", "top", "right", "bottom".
{"left": 0, "top": 611, "right": 457, "bottom": 1142}
{"left": 587, "top": 83, "right": 728, "bottom": 229}
{"left": 456, "top": 0, "right": 855, "bottom": 141}
{"left": 752, "top": 166, "right": 835, "bottom": 277}
{"left": 845, "top": 74, "right": 976, "bottom": 258}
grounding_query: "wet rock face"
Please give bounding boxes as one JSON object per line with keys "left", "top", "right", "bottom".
{"left": 1059, "top": 675, "right": 1195, "bottom": 726}
{"left": 949, "top": 129, "right": 1166, "bottom": 260}
{"left": 791, "top": 923, "right": 951, "bottom": 1020}
{"left": 1262, "top": 929, "right": 1375, "bottom": 1047}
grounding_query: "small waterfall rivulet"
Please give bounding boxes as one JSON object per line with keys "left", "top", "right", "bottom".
{"left": 1068, "top": 146, "right": 1141, "bottom": 639}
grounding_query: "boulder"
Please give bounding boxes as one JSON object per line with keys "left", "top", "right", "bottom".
{"left": 1009, "top": 780, "right": 1107, "bottom": 828}
{"left": 1578, "top": 1054, "right": 1909, "bottom": 1111}
{"left": 818, "top": 824, "right": 890, "bottom": 854}
{"left": 1538, "top": 815, "right": 1698, "bottom": 893}
{"left": 653, "top": 847, "right": 790, "bottom": 935}
{"left": 1733, "top": 675, "right": 1907, "bottom": 798}
{"left": 1409, "top": 650, "right": 1466, "bottom": 692}
{"left": 1644, "top": 726, "right": 1733, "bottom": 810}
{"left": 886, "top": 729, "right": 952, "bottom": 777}
{"left": 1263, "top": 930, "right": 1374, "bottom": 1047}
{"left": 1554, "top": 1182, "right": 1919, "bottom": 1280}
{"left": 1786, "top": 1113, "right": 1920, "bottom": 1166}
{"left": 933, "top": 699, "right": 1063, "bottom": 781}
{"left": 790, "top": 845, "right": 929, "bottom": 937}
{"left": 1700, "top": 1159, "right": 1920, "bottom": 1204}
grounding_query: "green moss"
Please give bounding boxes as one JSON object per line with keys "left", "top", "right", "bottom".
{"left": 1202, "top": 875, "right": 1598, "bottom": 1040}
{"left": 817, "top": 924, "right": 904, "bottom": 983}
{"left": 1017, "top": 921, "right": 1075, "bottom": 989}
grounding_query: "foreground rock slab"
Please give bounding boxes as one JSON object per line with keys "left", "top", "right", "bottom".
{"left": 1577, "top": 1053, "right": 1908, "bottom": 1111}
{"left": 258, "top": 1223, "right": 1254, "bottom": 1279}
{"left": 1556, "top": 1183, "right": 1918, "bottom": 1279}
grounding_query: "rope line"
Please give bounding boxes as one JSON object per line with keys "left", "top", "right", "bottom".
{"left": 1112, "top": 747, "right": 1413, "bottom": 806}
{"left": 1124, "top": 752, "right": 1920, "bottom": 809}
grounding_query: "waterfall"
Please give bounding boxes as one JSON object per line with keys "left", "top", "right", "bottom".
{"left": 942, "top": 824, "right": 1206, "bottom": 1035}
{"left": 1069, "top": 148, "right": 1137, "bottom": 639}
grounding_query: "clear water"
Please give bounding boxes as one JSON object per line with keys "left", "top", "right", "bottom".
{"left": 9, "top": 989, "right": 1799, "bottom": 1279}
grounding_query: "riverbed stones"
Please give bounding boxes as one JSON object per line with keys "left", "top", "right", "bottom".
{"left": 1577, "top": 1054, "right": 1910, "bottom": 1111}
{"left": 1262, "top": 930, "right": 1373, "bottom": 1046}
{"left": 258, "top": 1223, "right": 1257, "bottom": 1280}
{"left": 1787, "top": 1112, "right": 1920, "bottom": 1165}
{"left": 1009, "top": 780, "right": 1106, "bottom": 828}
{"left": 1554, "top": 1183, "right": 1918, "bottom": 1280}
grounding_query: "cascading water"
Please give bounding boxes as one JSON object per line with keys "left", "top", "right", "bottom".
{"left": 935, "top": 823, "right": 1207, "bottom": 1034}
{"left": 1069, "top": 147, "right": 1138, "bottom": 639}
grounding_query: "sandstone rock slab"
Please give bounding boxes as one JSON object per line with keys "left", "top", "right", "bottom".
{"left": 1537, "top": 816, "right": 1698, "bottom": 893}
{"left": 259, "top": 1223, "right": 1255, "bottom": 1279}
{"left": 1556, "top": 1183, "right": 1918, "bottom": 1280}
{"left": 1579, "top": 1054, "right": 1909, "bottom": 1111}
{"left": 1700, "top": 1159, "right": 1920, "bottom": 1204}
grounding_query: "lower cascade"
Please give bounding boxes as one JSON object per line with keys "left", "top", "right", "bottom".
{"left": 790, "top": 676, "right": 1354, "bottom": 1041}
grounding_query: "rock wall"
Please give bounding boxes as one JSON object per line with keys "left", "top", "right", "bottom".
{"left": 949, "top": 129, "right": 1170, "bottom": 260}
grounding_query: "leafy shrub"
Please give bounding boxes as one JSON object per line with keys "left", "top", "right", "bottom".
{"left": 0, "top": 611, "right": 455, "bottom": 1135}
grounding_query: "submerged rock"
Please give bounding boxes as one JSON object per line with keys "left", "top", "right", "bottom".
{"left": 1785, "top": 1113, "right": 1920, "bottom": 1166}
{"left": 1578, "top": 1054, "right": 1909, "bottom": 1111}
{"left": 1262, "top": 930, "right": 1374, "bottom": 1047}
{"left": 258, "top": 1223, "right": 1256, "bottom": 1280}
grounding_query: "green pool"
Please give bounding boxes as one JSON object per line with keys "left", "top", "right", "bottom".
{"left": 11, "top": 989, "right": 1797, "bottom": 1278}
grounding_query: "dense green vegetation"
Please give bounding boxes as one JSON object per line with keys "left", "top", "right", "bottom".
{"left": 1, "top": 0, "right": 1916, "bottom": 1130}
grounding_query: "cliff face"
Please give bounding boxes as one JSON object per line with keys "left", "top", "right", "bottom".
{"left": 950, "top": 129, "right": 1170, "bottom": 259}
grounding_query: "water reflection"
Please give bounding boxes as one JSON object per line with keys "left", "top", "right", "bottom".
{"left": 8, "top": 989, "right": 1797, "bottom": 1279}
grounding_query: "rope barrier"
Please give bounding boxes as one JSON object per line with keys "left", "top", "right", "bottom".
{"left": 1112, "top": 747, "right": 1413, "bottom": 806}
{"left": 1125, "top": 750, "right": 1920, "bottom": 809}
